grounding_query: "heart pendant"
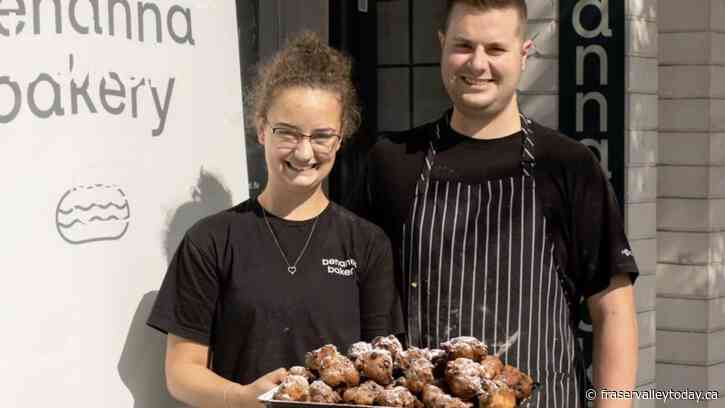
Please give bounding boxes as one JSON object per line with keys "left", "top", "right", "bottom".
{"left": 287, "top": 266, "right": 297, "bottom": 275}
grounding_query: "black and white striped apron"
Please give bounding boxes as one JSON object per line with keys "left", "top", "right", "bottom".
{"left": 401, "top": 115, "right": 583, "bottom": 408}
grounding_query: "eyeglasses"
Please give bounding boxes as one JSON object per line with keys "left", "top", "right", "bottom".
{"left": 271, "top": 127, "right": 341, "bottom": 153}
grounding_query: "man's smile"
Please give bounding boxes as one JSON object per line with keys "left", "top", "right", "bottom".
{"left": 461, "top": 76, "right": 495, "bottom": 87}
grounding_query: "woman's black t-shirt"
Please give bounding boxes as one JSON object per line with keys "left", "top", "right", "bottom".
{"left": 147, "top": 199, "right": 405, "bottom": 384}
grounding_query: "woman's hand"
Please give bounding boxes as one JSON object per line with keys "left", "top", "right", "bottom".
{"left": 230, "top": 368, "right": 288, "bottom": 407}
{"left": 166, "top": 334, "right": 288, "bottom": 408}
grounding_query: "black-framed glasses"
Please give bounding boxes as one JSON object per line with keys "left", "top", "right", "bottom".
{"left": 271, "top": 127, "right": 341, "bottom": 153}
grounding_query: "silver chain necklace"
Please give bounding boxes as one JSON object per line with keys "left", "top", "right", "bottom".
{"left": 260, "top": 203, "right": 320, "bottom": 275}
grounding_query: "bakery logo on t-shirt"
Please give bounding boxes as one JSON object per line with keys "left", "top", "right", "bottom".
{"left": 322, "top": 258, "right": 357, "bottom": 277}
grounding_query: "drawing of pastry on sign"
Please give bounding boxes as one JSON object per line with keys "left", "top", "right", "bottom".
{"left": 56, "top": 184, "right": 131, "bottom": 244}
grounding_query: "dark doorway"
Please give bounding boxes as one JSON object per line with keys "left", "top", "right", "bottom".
{"left": 328, "top": 0, "right": 449, "bottom": 205}
{"left": 328, "top": 0, "right": 379, "bottom": 205}
{"left": 236, "top": 0, "right": 264, "bottom": 199}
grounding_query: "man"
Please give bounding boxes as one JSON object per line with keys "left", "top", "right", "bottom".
{"left": 349, "top": 1, "right": 638, "bottom": 407}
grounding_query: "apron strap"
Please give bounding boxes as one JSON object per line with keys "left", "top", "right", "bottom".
{"left": 519, "top": 113, "right": 536, "bottom": 177}
{"left": 425, "top": 112, "right": 538, "bottom": 180}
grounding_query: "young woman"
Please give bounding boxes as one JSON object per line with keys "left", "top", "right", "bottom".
{"left": 147, "top": 32, "right": 404, "bottom": 408}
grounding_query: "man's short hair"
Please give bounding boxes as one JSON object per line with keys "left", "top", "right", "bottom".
{"left": 442, "top": 0, "right": 528, "bottom": 34}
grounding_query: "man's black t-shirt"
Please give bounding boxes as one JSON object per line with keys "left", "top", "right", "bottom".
{"left": 147, "top": 199, "right": 405, "bottom": 384}
{"left": 347, "top": 115, "right": 639, "bottom": 307}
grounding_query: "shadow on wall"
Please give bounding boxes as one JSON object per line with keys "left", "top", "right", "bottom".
{"left": 163, "top": 167, "right": 234, "bottom": 262}
{"left": 118, "top": 169, "right": 233, "bottom": 407}
{"left": 118, "top": 291, "right": 181, "bottom": 408}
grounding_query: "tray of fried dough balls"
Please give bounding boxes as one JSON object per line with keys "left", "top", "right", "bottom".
{"left": 258, "top": 335, "right": 538, "bottom": 408}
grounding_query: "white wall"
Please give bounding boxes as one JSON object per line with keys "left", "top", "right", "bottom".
{"left": 657, "top": 0, "right": 725, "bottom": 406}
{"left": 0, "top": 1, "right": 247, "bottom": 406}
{"left": 623, "top": 1, "right": 659, "bottom": 405}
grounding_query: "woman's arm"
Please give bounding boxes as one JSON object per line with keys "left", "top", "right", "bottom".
{"left": 165, "top": 334, "right": 287, "bottom": 408}
{"left": 359, "top": 231, "right": 405, "bottom": 340}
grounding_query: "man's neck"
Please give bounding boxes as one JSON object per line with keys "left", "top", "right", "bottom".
{"left": 450, "top": 99, "right": 522, "bottom": 140}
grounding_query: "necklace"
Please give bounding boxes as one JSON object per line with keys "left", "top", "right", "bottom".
{"left": 260, "top": 203, "right": 320, "bottom": 275}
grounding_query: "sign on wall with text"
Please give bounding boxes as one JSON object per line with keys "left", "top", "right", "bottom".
{"left": 559, "top": 0, "right": 625, "bottom": 210}
{"left": 0, "top": 1, "right": 247, "bottom": 406}
{"left": 559, "top": 0, "right": 625, "bottom": 399}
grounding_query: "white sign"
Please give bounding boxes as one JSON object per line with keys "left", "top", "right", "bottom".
{"left": 0, "top": 1, "right": 248, "bottom": 406}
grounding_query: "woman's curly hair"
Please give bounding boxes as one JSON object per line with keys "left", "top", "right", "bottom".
{"left": 247, "top": 31, "right": 361, "bottom": 140}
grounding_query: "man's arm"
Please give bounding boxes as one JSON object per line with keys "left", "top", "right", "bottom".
{"left": 587, "top": 273, "right": 638, "bottom": 408}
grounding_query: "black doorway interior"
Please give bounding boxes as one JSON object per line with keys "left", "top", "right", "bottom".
{"left": 328, "top": 0, "right": 449, "bottom": 205}
{"left": 328, "top": 0, "right": 379, "bottom": 205}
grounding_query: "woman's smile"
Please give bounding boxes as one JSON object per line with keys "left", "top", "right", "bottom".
{"left": 284, "top": 160, "right": 319, "bottom": 172}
